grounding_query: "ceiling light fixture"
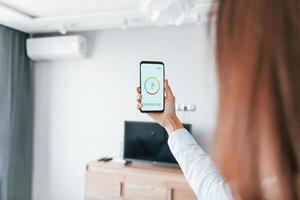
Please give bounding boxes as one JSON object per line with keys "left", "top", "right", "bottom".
{"left": 59, "top": 24, "right": 68, "bottom": 35}
{"left": 139, "top": 0, "right": 197, "bottom": 26}
{"left": 121, "top": 19, "right": 128, "bottom": 30}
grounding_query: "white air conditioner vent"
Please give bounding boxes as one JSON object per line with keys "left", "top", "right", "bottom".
{"left": 26, "top": 35, "right": 87, "bottom": 61}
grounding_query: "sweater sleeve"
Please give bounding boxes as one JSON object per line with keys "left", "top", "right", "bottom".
{"left": 168, "top": 128, "right": 233, "bottom": 200}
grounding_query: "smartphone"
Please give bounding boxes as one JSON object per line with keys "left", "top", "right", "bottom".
{"left": 140, "top": 61, "right": 165, "bottom": 112}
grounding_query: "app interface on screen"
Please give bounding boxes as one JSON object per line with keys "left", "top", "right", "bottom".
{"left": 141, "top": 63, "right": 164, "bottom": 111}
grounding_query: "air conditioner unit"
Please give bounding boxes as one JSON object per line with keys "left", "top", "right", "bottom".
{"left": 26, "top": 35, "right": 87, "bottom": 61}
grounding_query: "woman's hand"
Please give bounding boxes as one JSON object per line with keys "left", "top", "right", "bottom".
{"left": 136, "top": 80, "right": 183, "bottom": 133}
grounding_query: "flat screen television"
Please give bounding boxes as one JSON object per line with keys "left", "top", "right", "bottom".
{"left": 123, "top": 121, "right": 192, "bottom": 166}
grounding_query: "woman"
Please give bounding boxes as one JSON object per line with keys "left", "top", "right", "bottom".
{"left": 136, "top": 0, "right": 300, "bottom": 200}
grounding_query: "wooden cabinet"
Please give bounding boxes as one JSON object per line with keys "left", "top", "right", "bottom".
{"left": 167, "top": 182, "right": 196, "bottom": 200}
{"left": 124, "top": 176, "right": 167, "bottom": 200}
{"left": 86, "top": 171, "right": 122, "bottom": 200}
{"left": 85, "top": 161, "right": 197, "bottom": 200}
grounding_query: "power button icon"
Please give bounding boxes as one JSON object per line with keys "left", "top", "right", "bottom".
{"left": 145, "top": 77, "right": 160, "bottom": 95}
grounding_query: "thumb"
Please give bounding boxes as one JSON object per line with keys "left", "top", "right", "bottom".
{"left": 164, "top": 79, "right": 174, "bottom": 98}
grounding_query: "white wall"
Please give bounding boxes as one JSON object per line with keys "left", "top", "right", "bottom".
{"left": 32, "top": 24, "right": 217, "bottom": 200}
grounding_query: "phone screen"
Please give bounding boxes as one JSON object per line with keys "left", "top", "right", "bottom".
{"left": 140, "top": 61, "right": 164, "bottom": 112}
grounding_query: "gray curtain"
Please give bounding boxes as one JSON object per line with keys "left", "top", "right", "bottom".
{"left": 0, "top": 25, "right": 33, "bottom": 200}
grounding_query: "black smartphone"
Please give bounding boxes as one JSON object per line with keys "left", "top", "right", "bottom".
{"left": 140, "top": 61, "right": 165, "bottom": 113}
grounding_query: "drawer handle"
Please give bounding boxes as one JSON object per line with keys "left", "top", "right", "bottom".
{"left": 167, "top": 188, "right": 173, "bottom": 200}
{"left": 119, "top": 182, "right": 123, "bottom": 197}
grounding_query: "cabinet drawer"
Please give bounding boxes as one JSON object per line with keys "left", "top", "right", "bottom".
{"left": 124, "top": 176, "right": 167, "bottom": 200}
{"left": 85, "top": 171, "right": 122, "bottom": 200}
{"left": 168, "top": 182, "right": 197, "bottom": 200}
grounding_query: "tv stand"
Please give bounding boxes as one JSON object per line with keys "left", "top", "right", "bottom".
{"left": 85, "top": 161, "right": 197, "bottom": 200}
{"left": 124, "top": 160, "right": 132, "bottom": 166}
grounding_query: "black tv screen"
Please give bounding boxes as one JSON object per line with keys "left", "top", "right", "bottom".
{"left": 123, "top": 121, "right": 192, "bottom": 165}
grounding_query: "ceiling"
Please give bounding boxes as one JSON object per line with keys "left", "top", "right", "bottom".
{"left": 0, "top": 0, "right": 140, "bottom": 17}
{"left": 0, "top": 0, "right": 213, "bottom": 34}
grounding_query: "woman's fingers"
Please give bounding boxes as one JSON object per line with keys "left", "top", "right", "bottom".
{"left": 136, "top": 94, "right": 142, "bottom": 102}
{"left": 136, "top": 86, "right": 142, "bottom": 102}
{"left": 136, "top": 86, "right": 142, "bottom": 110}
{"left": 136, "top": 86, "right": 141, "bottom": 93}
{"left": 137, "top": 103, "right": 142, "bottom": 109}
{"left": 164, "top": 79, "right": 174, "bottom": 99}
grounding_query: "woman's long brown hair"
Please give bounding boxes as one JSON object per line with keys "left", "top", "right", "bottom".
{"left": 213, "top": 0, "right": 300, "bottom": 199}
